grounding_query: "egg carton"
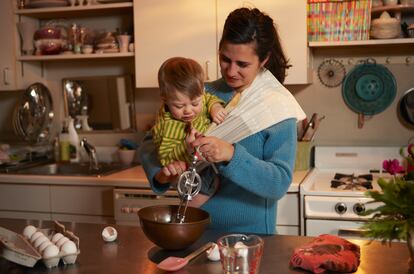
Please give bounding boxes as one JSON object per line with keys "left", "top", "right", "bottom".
{"left": 0, "top": 220, "right": 80, "bottom": 268}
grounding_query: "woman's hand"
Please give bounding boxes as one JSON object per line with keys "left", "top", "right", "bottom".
{"left": 155, "top": 160, "right": 187, "bottom": 184}
{"left": 191, "top": 136, "right": 234, "bottom": 163}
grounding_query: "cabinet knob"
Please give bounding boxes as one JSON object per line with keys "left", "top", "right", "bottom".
{"left": 3, "top": 68, "right": 10, "bottom": 85}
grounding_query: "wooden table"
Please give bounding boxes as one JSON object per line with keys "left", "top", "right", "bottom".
{"left": 0, "top": 218, "right": 411, "bottom": 273}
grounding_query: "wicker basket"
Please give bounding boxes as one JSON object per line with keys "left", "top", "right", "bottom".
{"left": 370, "top": 11, "right": 401, "bottom": 39}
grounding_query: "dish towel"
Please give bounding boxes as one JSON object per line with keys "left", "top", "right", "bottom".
{"left": 289, "top": 234, "right": 361, "bottom": 274}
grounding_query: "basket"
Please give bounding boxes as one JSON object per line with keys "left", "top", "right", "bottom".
{"left": 307, "top": 0, "right": 372, "bottom": 41}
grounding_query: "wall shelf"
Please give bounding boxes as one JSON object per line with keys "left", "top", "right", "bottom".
{"left": 371, "top": 4, "right": 414, "bottom": 16}
{"left": 17, "top": 52, "right": 134, "bottom": 61}
{"left": 309, "top": 38, "right": 414, "bottom": 47}
{"left": 15, "top": 2, "right": 133, "bottom": 19}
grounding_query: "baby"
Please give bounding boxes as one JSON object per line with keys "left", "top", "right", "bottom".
{"left": 152, "top": 57, "right": 227, "bottom": 206}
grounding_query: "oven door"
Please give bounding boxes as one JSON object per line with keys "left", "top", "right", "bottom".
{"left": 306, "top": 219, "right": 368, "bottom": 239}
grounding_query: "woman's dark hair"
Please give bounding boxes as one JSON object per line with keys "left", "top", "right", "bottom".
{"left": 219, "top": 7, "right": 291, "bottom": 83}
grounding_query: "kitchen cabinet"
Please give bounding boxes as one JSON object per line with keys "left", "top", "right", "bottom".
{"left": 276, "top": 193, "right": 300, "bottom": 235}
{"left": 0, "top": 182, "right": 115, "bottom": 224}
{"left": 50, "top": 185, "right": 114, "bottom": 224}
{"left": 133, "top": 0, "right": 217, "bottom": 87}
{"left": 0, "top": 183, "right": 51, "bottom": 220}
{"left": 0, "top": 0, "right": 19, "bottom": 90}
{"left": 217, "top": 0, "right": 311, "bottom": 85}
{"left": 133, "top": 0, "right": 310, "bottom": 87}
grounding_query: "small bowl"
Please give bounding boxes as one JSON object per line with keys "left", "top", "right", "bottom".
{"left": 81, "top": 45, "right": 93, "bottom": 54}
{"left": 35, "top": 39, "right": 63, "bottom": 55}
{"left": 138, "top": 205, "right": 210, "bottom": 250}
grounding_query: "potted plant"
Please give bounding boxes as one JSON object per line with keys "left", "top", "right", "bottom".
{"left": 362, "top": 145, "right": 414, "bottom": 273}
{"left": 118, "top": 139, "right": 138, "bottom": 165}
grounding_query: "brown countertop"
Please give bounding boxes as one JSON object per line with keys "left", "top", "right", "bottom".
{"left": 0, "top": 166, "right": 307, "bottom": 192}
{"left": 0, "top": 218, "right": 410, "bottom": 274}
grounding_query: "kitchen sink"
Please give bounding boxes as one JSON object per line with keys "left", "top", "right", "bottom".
{"left": 1, "top": 162, "right": 132, "bottom": 177}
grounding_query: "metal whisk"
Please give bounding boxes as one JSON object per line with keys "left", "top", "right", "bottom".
{"left": 175, "top": 152, "right": 202, "bottom": 223}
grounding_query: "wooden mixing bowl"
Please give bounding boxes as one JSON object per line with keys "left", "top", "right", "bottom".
{"left": 138, "top": 205, "right": 210, "bottom": 250}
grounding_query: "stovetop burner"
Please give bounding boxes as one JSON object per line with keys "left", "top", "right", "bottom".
{"left": 331, "top": 173, "right": 373, "bottom": 190}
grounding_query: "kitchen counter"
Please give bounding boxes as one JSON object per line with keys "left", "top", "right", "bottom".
{"left": 0, "top": 166, "right": 308, "bottom": 192}
{"left": 0, "top": 218, "right": 410, "bottom": 274}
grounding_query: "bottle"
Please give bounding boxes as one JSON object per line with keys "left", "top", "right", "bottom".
{"left": 59, "top": 124, "right": 70, "bottom": 162}
{"left": 67, "top": 117, "right": 80, "bottom": 163}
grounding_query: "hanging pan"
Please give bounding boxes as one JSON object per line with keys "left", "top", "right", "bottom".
{"left": 398, "top": 87, "right": 414, "bottom": 127}
{"left": 342, "top": 59, "right": 396, "bottom": 128}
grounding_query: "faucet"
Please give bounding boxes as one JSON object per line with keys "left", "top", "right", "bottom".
{"left": 80, "top": 137, "right": 99, "bottom": 170}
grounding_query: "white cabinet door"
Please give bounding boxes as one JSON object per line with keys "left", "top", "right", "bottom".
{"left": 217, "top": 1, "right": 311, "bottom": 85}
{"left": 0, "top": 0, "right": 18, "bottom": 90}
{"left": 133, "top": 0, "right": 217, "bottom": 87}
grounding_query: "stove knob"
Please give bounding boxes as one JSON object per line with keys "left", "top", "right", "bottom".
{"left": 335, "top": 202, "right": 347, "bottom": 214}
{"left": 353, "top": 203, "right": 366, "bottom": 215}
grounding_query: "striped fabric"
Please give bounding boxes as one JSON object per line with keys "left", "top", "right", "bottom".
{"left": 307, "top": 0, "right": 372, "bottom": 41}
{"left": 152, "top": 92, "right": 224, "bottom": 166}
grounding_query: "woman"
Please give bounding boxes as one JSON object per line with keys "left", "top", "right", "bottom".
{"left": 138, "top": 7, "right": 305, "bottom": 234}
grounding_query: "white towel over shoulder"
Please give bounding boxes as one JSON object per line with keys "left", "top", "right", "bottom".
{"left": 206, "top": 70, "right": 306, "bottom": 144}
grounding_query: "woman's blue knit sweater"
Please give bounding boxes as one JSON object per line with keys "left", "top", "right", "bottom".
{"left": 138, "top": 78, "right": 297, "bottom": 234}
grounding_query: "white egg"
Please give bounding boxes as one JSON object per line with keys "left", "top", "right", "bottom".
{"left": 56, "top": 236, "right": 69, "bottom": 248}
{"left": 33, "top": 235, "right": 49, "bottom": 249}
{"left": 51, "top": 232, "right": 64, "bottom": 244}
{"left": 42, "top": 244, "right": 59, "bottom": 258}
{"left": 206, "top": 243, "right": 221, "bottom": 261}
{"left": 22, "top": 225, "right": 37, "bottom": 239}
{"left": 30, "top": 231, "right": 44, "bottom": 243}
{"left": 38, "top": 240, "right": 53, "bottom": 253}
{"left": 60, "top": 240, "right": 77, "bottom": 255}
{"left": 101, "top": 226, "right": 117, "bottom": 242}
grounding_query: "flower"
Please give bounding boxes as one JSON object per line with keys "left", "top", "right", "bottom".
{"left": 382, "top": 159, "right": 404, "bottom": 175}
{"left": 361, "top": 146, "right": 414, "bottom": 243}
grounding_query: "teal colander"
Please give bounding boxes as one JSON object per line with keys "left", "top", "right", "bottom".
{"left": 342, "top": 61, "right": 396, "bottom": 116}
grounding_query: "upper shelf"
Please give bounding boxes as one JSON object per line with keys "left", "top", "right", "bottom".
{"left": 17, "top": 52, "right": 134, "bottom": 61}
{"left": 15, "top": 2, "right": 133, "bottom": 19}
{"left": 309, "top": 38, "right": 414, "bottom": 47}
{"left": 371, "top": 4, "right": 414, "bottom": 16}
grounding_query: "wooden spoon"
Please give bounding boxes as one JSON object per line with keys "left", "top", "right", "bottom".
{"left": 157, "top": 242, "right": 214, "bottom": 271}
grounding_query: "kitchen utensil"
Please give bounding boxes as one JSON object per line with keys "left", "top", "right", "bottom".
{"left": 398, "top": 87, "right": 414, "bottom": 126}
{"left": 317, "top": 59, "right": 346, "bottom": 88}
{"left": 138, "top": 205, "right": 210, "bottom": 250}
{"left": 156, "top": 242, "right": 213, "bottom": 271}
{"left": 14, "top": 83, "right": 54, "bottom": 144}
{"left": 300, "top": 113, "right": 325, "bottom": 141}
{"left": 175, "top": 152, "right": 202, "bottom": 223}
{"left": 342, "top": 59, "right": 396, "bottom": 128}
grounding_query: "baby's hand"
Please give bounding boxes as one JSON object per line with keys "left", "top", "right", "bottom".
{"left": 210, "top": 103, "right": 227, "bottom": 124}
{"left": 185, "top": 127, "right": 202, "bottom": 154}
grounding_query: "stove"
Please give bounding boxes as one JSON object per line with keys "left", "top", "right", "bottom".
{"left": 300, "top": 146, "right": 401, "bottom": 238}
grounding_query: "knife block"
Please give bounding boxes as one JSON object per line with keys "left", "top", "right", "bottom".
{"left": 295, "top": 141, "right": 313, "bottom": 171}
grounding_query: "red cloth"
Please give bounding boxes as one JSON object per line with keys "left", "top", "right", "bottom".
{"left": 289, "top": 234, "right": 360, "bottom": 273}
